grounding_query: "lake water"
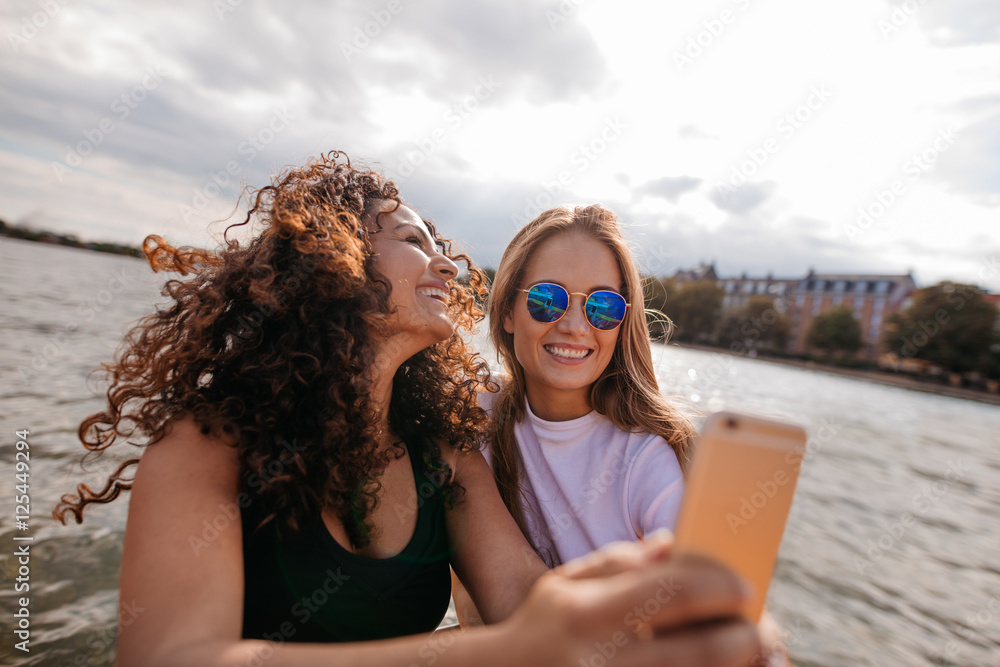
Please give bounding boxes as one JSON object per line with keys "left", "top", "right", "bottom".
{"left": 1, "top": 237, "right": 998, "bottom": 666}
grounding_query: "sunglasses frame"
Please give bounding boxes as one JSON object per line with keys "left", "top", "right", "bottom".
{"left": 518, "top": 282, "right": 631, "bottom": 331}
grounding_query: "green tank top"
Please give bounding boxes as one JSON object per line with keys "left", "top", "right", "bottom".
{"left": 241, "top": 438, "right": 453, "bottom": 642}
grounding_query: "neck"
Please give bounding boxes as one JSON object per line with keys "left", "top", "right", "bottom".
{"left": 370, "top": 375, "right": 394, "bottom": 428}
{"left": 370, "top": 340, "right": 405, "bottom": 432}
{"left": 525, "top": 385, "right": 592, "bottom": 422}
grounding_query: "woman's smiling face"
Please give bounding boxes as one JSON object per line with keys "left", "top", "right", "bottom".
{"left": 503, "top": 230, "right": 623, "bottom": 420}
{"left": 366, "top": 201, "right": 458, "bottom": 352}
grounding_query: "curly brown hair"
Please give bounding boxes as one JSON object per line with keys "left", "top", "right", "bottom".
{"left": 53, "top": 150, "right": 493, "bottom": 548}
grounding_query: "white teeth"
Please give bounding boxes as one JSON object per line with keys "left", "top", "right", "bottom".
{"left": 545, "top": 345, "right": 591, "bottom": 359}
{"left": 417, "top": 287, "right": 449, "bottom": 302}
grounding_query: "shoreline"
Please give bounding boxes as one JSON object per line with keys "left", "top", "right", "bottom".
{"left": 0, "top": 227, "right": 143, "bottom": 258}
{"left": 673, "top": 343, "right": 1000, "bottom": 408}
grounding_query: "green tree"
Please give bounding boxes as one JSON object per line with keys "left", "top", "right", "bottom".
{"left": 988, "top": 333, "right": 1000, "bottom": 380}
{"left": 717, "top": 296, "right": 790, "bottom": 352}
{"left": 662, "top": 280, "right": 724, "bottom": 343}
{"left": 882, "top": 282, "right": 998, "bottom": 374}
{"left": 807, "top": 306, "right": 862, "bottom": 357}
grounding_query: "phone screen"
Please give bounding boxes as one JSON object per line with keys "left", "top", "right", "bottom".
{"left": 674, "top": 411, "right": 807, "bottom": 621}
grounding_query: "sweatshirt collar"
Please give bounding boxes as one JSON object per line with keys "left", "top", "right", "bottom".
{"left": 525, "top": 398, "right": 599, "bottom": 431}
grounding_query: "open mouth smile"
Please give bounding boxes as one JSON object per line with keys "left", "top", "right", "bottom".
{"left": 417, "top": 286, "right": 450, "bottom": 303}
{"left": 544, "top": 344, "right": 593, "bottom": 360}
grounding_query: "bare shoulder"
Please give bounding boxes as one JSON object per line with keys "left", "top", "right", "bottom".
{"left": 130, "top": 414, "right": 243, "bottom": 522}
{"left": 156, "top": 413, "right": 238, "bottom": 452}
{"left": 441, "top": 442, "right": 492, "bottom": 488}
{"left": 138, "top": 414, "right": 239, "bottom": 480}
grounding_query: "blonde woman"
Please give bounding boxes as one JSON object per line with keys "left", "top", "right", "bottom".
{"left": 456, "top": 204, "right": 787, "bottom": 664}
{"left": 483, "top": 204, "right": 693, "bottom": 566}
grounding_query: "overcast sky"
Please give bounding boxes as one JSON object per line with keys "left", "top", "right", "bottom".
{"left": 2, "top": 0, "right": 999, "bottom": 290}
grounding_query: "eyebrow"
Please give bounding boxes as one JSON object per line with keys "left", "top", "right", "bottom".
{"left": 533, "top": 279, "right": 622, "bottom": 294}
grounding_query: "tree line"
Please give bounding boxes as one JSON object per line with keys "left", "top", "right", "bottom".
{"left": 0, "top": 218, "right": 143, "bottom": 257}
{"left": 642, "top": 278, "right": 999, "bottom": 378}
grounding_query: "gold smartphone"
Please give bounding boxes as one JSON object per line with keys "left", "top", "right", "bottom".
{"left": 674, "top": 411, "right": 807, "bottom": 621}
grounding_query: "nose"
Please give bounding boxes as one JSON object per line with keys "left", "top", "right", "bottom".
{"left": 432, "top": 251, "right": 459, "bottom": 281}
{"left": 555, "top": 293, "right": 589, "bottom": 335}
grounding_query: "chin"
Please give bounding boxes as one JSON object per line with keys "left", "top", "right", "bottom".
{"left": 429, "top": 321, "right": 455, "bottom": 343}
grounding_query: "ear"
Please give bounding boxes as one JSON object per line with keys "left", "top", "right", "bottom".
{"left": 503, "top": 312, "right": 514, "bottom": 335}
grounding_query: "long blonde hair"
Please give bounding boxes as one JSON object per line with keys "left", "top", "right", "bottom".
{"left": 486, "top": 204, "right": 695, "bottom": 543}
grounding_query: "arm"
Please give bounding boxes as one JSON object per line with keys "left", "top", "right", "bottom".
{"left": 451, "top": 568, "right": 486, "bottom": 627}
{"left": 443, "top": 447, "right": 549, "bottom": 624}
{"left": 117, "top": 417, "right": 763, "bottom": 667}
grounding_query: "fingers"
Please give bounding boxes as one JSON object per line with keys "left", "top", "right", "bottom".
{"left": 751, "top": 610, "right": 790, "bottom": 667}
{"left": 559, "top": 541, "right": 651, "bottom": 580}
{"left": 623, "top": 619, "right": 762, "bottom": 667}
{"left": 512, "top": 549, "right": 761, "bottom": 667}
{"left": 559, "top": 531, "right": 674, "bottom": 581}
{"left": 639, "top": 528, "right": 674, "bottom": 560}
{"left": 581, "top": 552, "right": 752, "bottom": 633}
{"left": 755, "top": 610, "right": 785, "bottom": 653}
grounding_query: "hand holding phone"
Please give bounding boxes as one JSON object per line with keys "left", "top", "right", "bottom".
{"left": 673, "top": 411, "right": 807, "bottom": 621}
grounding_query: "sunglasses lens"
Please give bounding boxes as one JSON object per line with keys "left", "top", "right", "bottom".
{"left": 525, "top": 283, "right": 569, "bottom": 323}
{"left": 586, "top": 291, "right": 627, "bottom": 330}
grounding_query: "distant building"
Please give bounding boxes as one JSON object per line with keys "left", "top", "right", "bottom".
{"left": 785, "top": 271, "right": 916, "bottom": 360}
{"left": 669, "top": 266, "right": 918, "bottom": 361}
{"left": 717, "top": 273, "right": 798, "bottom": 313}
{"left": 670, "top": 262, "right": 718, "bottom": 283}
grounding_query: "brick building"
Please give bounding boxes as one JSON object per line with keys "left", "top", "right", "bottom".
{"left": 669, "top": 265, "right": 917, "bottom": 360}
{"left": 717, "top": 273, "right": 798, "bottom": 313}
{"left": 785, "top": 271, "right": 916, "bottom": 359}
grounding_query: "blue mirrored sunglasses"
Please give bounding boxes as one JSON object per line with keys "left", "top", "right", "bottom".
{"left": 519, "top": 283, "right": 630, "bottom": 331}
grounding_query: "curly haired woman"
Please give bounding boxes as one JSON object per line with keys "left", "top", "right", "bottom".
{"left": 54, "top": 152, "right": 765, "bottom": 667}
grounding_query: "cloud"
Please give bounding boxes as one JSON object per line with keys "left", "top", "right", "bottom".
{"left": 346, "top": 0, "right": 611, "bottom": 104}
{"left": 708, "top": 181, "right": 776, "bottom": 214}
{"left": 634, "top": 176, "right": 702, "bottom": 203}
{"left": 0, "top": 0, "right": 613, "bottom": 254}
{"left": 613, "top": 206, "right": 885, "bottom": 280}
{"left": 678, "top": 124, "right": 717, "bottom": 139}
{"left": 906, "top": 0, "right": 1000, "bottom": 46}
{"left": 395, "top": 170, "right": 571, "bottom": 269}
{"left": 935, "top": 102, "right": 1000, "bottom": 206}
